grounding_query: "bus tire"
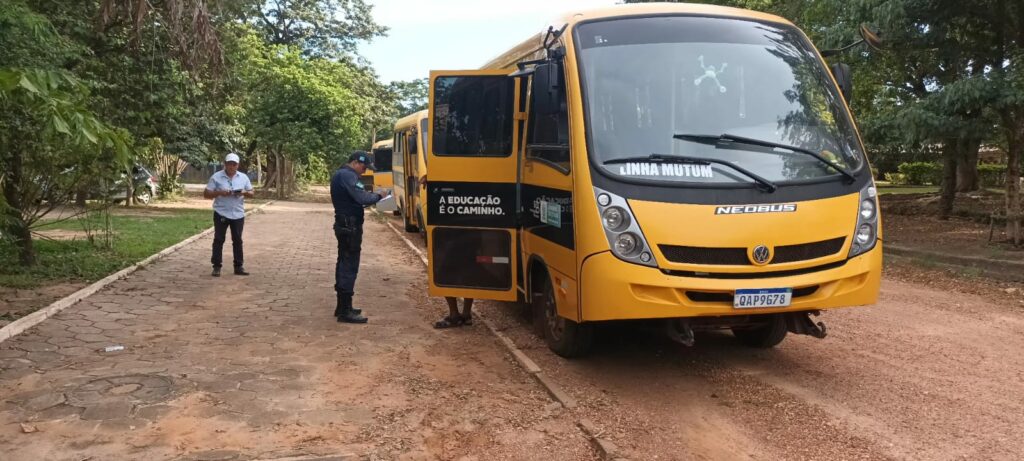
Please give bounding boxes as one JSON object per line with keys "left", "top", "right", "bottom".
{"left": 731, "top": 314, "right": 787, "bottom": 348}
{"left": 403, "top": 205, "right": 418, "bottom": 233}
{"left": 416, "top": 209, "right": 427, "bottom": 242}
{"left": 535, "top": 274, "right": 593, "bottom": 358}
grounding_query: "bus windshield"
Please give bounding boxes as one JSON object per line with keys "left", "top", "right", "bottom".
{"left": 575, "top": 16, "right": 864, "bottom": 185}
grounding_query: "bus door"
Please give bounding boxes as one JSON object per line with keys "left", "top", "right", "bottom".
{"left": 404, "top": 129, "right": 418, "bottom": 224}
{"left": 427, "top": 69, "right": 522, "bottom": 301}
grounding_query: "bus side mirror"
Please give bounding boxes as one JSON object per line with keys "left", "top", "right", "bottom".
{"left": 831, "top": 63, "right": 853, "bottom": 101}
{"left": 532, "top": 61, "right": 561, "bottom": 116}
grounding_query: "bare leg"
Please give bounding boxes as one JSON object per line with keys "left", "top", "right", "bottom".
{"left": 434, "top": 297, "right": 465, "bottom": 329}
{"left": 446, "top": 297, "right": 461, "bottom": 318}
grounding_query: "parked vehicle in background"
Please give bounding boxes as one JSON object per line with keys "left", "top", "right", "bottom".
{"left": 392, "top": 110, "right": 429, "bottom": 236}
{"left": 109, "top": 165, "right": 159, "bottom": 205}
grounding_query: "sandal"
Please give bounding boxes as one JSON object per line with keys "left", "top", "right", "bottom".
{"left": 460, "top": 313, "right": 473, "bottom": 326}
{"left": 434, "top": 314, "right": 465, "bottom": 329}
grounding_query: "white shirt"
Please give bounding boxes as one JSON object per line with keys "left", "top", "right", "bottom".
{"left": 206, "top": 170, "right": 253, "bottom": 220}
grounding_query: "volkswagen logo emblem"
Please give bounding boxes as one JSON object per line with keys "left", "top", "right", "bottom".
{"left": 751, "top": 245, "right": 772, "bottom": 265}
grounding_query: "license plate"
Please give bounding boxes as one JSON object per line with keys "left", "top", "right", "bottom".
{"left": 734, "top": 288, "right": 792, "bottom": 309}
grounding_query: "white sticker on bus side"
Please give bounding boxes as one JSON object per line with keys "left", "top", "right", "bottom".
{"left": 617, "top": 162, "right": 714, "bottom": 178}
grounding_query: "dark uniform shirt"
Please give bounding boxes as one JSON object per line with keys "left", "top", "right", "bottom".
{"left": 330, "top": 166, "right": 382, "bottom": 218}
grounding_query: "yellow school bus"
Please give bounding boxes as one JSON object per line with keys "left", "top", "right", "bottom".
{"left": 371, "top": 139, "right": 394, "bottom": 189}
{"left": 392, "top": 110, "right": 430, "bottom": 235}
{"left": 425, "top": 3, "right": 882, "bottom": 357}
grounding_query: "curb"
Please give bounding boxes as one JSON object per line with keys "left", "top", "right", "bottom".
{"left": 578, "top": 419, "right": 625, "bottom": 461}
{"left": 378, "top": 212, "right": 584, "bottom": 409}
{"left": 887, "top": 244, "right": 1024, "bottom": 282}
{"left": 0, "top": 200, "right": 276, "bottom": 345}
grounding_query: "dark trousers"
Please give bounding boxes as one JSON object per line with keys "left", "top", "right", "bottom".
{"left": 334, "top": 216, "right": 363, "bottom": 295}
{"left": 212, "top": 212, "right": 244, "bottom": 269}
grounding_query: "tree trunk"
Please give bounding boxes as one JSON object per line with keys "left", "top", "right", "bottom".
{"left": 1003, "top": 113, "right": 1022, "bottom": 245}
{"left": 956, "top": 137, "right": 982, "bottom": 192}
{"left": 276, "top": 151, "right": 284, "bottom": 199}
{"left": 1, "top": 149, "right": 36, "bottom": 265}
{"left": 939, "top": 140, "right": 959, "bottom": 219}
{"left": 75, "top": 187, "right": 87, "bottom": 207}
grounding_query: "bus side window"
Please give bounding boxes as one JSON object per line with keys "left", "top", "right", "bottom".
{"left": 408, "top": 130, "right": 417, "bottom": 155}
{"left": 526, "top": 62, "right": 570, "bottom": 173}
{"left": 393, "top": 133, "right": 403, "bottom": 168}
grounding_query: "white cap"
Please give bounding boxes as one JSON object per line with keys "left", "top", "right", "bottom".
{"left": 224, "top": 153, "right": 240, "bottom": 163}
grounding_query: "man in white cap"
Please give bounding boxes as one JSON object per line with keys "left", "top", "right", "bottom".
{"left": 204, "top": 153, "right": 254, "bottom": 276}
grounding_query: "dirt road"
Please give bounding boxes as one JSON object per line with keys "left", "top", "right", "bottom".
{"left": 391, "top": 214, "right": 1024, "bottom": 460}
{"left": 4, "top": 198, "right": 1023, "bottom": 460}
{"left": 0, "top": 203, "right": 593, "bottom": 460}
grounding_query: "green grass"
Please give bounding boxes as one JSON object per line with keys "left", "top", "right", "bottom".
{"left": 877, "top": 185, "right": 940, "bottom": 195}
{"left": 877, "top": 184, "right": 1006, "bottom": 195}
{"left": 0, "top": 208, "right": 211, "bottom": 288}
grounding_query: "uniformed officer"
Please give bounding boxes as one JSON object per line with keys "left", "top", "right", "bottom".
{"left": 331, "top": 151, "right": 389, "bottom": 323}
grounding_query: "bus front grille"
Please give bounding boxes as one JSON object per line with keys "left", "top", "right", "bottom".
{"left": 659, "top": 237, "right": 846, "bottom": 266}
{"left": 771, "top": 237, "right": 846, "bottom": 264}
{"left": 658, "top": 245, "right": 749, "bottom": 265}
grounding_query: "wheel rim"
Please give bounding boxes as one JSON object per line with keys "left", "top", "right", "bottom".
{"left": 137, "top": 192, "right": 151, "bottom": 204}
{"left": 544, "top": 286, "right": 565, "bottom": 341}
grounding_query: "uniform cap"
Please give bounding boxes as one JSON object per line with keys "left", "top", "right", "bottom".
{"left": 349, "top": 151, "right": 370, "bottom": 164}
{"left": 225, "top": 153, "right": 240, "bottom": 163}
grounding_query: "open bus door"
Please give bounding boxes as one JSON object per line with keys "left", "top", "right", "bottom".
{"left": 426, "top": 69, "right": 521, "bottom": 302}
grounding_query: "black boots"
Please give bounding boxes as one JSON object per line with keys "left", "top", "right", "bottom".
{"left": 335, "top": 293, "right": 367, "bottom": 324}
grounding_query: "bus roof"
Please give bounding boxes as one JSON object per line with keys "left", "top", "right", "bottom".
{"left": 482, "top": 3, "right": 794, "bottom": 70}
{"left": 372, "top": 139, "right": 393, "bottom": 150}
{"left": 395, "top": 109, "right": 427, "bottom": 131}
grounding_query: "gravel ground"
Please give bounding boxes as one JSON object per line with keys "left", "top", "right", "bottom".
{"left": 392, "top": 213, "right": 1024, "bottom": 461}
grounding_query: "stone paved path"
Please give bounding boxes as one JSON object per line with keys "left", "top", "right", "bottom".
{"left": 0, "top": 202, "right": 592, "bottom": 461}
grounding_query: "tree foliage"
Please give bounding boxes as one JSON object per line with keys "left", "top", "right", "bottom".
{"left": 241, "top": 0, "right": 388, "bottom": 59}
{"left": 0, "top": 1, "right": 131, "bottom": 265}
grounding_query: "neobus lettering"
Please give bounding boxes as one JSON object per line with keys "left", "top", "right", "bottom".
{"left": 714, "top": 204, "right": 798, "bottom": 215}
{"left": 617, "top": 162, "right": 714, "bottom": 178}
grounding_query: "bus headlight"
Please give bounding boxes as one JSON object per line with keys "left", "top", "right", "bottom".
{"left": 849, "top": 183, "right": 879, "bottom": 258}
{"left": 602, "top": 207, "right": 630, "bottom": 231}
{"left": 614, "top": 233, "right": 640, "bottom": 256}
{"left": 594, "top": 187, "right": 657, "bottom": 267}
{"left": 856, "top": 224, "right": 874, "bottom": 245}
{"left": 860, "top": 199, "right": 876, "bottom": 220}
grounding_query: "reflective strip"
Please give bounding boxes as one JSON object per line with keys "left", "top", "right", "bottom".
{"left": 476, "top": 256, "right": 511, "bottom": 264}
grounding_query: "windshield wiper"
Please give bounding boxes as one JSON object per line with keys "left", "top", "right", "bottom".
{"left": 673, "top": 133, "right": 857, "bottom": 183}
{"left": 602, "top": 154, "right": 777, "bottom": 192}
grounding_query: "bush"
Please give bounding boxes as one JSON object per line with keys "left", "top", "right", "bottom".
{"left": 896, "top": 162, "right": 942, "bottom": 185}
{"left": 884, "top": 172, "right": 908, "bottom": 185}
{"left": 298, "top": 155, "right": 331, "bottom": 185}
{"left": 978, "top": 164, "right": 1007, "bottom": 188}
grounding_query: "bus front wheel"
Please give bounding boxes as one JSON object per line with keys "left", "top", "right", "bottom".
{"left": 534, "top": 274, "right": 593, "bottom": 358}
{"left": 403, "top": 205, "right": 418, "bottom": 233}
{"left": 731, "top": 314, "right": 788, "bottom": 348}
{"left": 416, "top": 209, "right": 427, "bottom": 242}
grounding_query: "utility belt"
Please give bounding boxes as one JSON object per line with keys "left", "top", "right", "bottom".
{"left": 334, "top": 215, "right": 363, "bottom": 237}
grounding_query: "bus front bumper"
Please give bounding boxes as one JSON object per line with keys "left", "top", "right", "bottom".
{"left": 578, "top": 243, "right": 882, "bottom": 321}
